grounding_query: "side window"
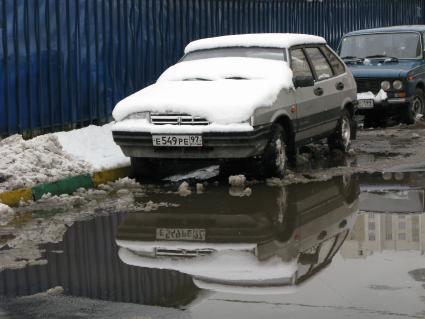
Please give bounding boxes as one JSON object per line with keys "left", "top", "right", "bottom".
{"left": 290, "top": 49, "right": 313, "bottom": 78}
{"left": 321, "top": 46, "right": 345, "bottom": 76}
{"left": 305, "top": 47, "right": 333, "bottom": 80}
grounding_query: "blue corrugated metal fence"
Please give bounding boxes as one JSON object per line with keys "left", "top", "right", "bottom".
{"left": 1, "top": 0, "right": 424, "bottom": 136}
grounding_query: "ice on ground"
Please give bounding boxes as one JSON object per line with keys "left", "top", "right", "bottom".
{"left": 112, "top": 57, "right": 293, "bottom": 124}
{"left": 196, "top": 183, "right": 204, "bottom": 194}
{"left": 164, "top": 165, "right": 219, "bottom": 182}
{"left": 357, "top": 89, "right": 388, "bottom": 102}
{"left": 229, "top": 187, "right": 252, "bottom": 197}
{"left": 177, "top": 181, "right": 192, "bottom": 197}
{"left": 184, "top": 33, "right": 326, "bottom": 54}
{"left": 0, "top": 203, "right": 14, "bottom": 226}
{"left": 0, "top": 134, "right": 92, "bottom": 192}
{"left": 54, "top": 123, "right": 129, "bottom": 171}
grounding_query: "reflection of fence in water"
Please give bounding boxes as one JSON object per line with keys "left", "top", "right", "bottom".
{"left": 0, "top": 213, "right": 198, "bottom": 306}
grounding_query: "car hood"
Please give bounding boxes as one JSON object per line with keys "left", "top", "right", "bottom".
{"left": 112, "top": 58, "right": 293, "bottom": 124}
{"left": 347, "top": 60, "right": 421, "bottom": 78}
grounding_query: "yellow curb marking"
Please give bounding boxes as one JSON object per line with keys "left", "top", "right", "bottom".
{"left": 92, "top": 166, "right": 131, "bottom": 186}
{"left": 0, "top": 188, "right": 33, "bottom": 207}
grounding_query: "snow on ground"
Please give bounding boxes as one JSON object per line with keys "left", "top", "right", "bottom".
{"left": 54, "top": 123, "right": 129, "bottom": 170}
{"left": 0, "top": 202, "right": 14, "bottom": 226}
{"left": 357, "top": 89, "right": 387, "bottom": 102}
{"left": 0, "top": 134, "right": 92, "bottom": 192}
{"left": 0, "top": 123, "right": 129, "bottom": 192}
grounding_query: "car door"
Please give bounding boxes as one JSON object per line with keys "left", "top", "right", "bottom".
{"left": 289, "top": 47, "right": 325, "bottom": 143}
{"left": 304, "top": 46, "right": 341, "bottom": 135}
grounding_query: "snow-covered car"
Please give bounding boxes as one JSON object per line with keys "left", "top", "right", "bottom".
{"left": 112, "top": 33, "right": 357, "bottom": 177}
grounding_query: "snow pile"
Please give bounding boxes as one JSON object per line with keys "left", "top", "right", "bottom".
{"left": 357, "top": 89, "right": 388, "bottom": 102}
{"left": 0, "top": 134, "right": 92, "bottom": 192}
{"left": 0, "top": 203, "right": 14, "bottom": 226}
{"left": 112, "top": 57, "right": 293, "bottom": 126}
{"left": 158, "top": 57, "right": 289, "bottom": 82}
{"left": 54, "top": 123, "right": 129, "bottom": 170}
{"left": 184, "top": 33, "right": 326, "bottom": 54}
{"left": 177, "top": 181, "right": 192, "bottom": 197}
{"left": 228, "top": 174, "right": 252, "bottom": 197}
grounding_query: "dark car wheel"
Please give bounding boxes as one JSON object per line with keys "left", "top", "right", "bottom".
{"left": 130, "top": 157, "right": 158, "bottom": 179}
{"left": 260, "top": 124, "right": 287, "bottom": 178}
{"left": 404, "top": 88, "right": 424, "bottom": 124}
{"left": 328, "top": 109, "right": 352, "bottom": 152}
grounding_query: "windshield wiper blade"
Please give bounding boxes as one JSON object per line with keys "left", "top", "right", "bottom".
{"left": 365, "top": 54, "right": 399, "bottom": 61}
{"left": 182, "top": 78, "right": 211, "bottom": 81}
{"left": 225, "top": 76, "right": 247, "bottom": 80}
{"left": 341, "top": 56, "right": 364, "bottom": 64}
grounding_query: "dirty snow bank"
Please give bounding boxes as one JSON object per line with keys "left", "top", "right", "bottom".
{"left": 184, "top": 33, "right": 326, "bottom": 53}
{"left": 54, "top": 123, "right": 129, "bottom": 170}
{"left": 0, "top": 134, "right": 92, "bottom": 192}
{"left": 112, "top": 58, "right": 293, "bottom": 124}
{"left": 0, "top": 123, "right": 129, "bottom": 192}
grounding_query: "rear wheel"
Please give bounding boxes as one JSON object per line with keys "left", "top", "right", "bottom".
{"left": 130, "top": 157, "right": 159, "bottom": 179}
{"left": 404, "top": 88, "right": 424, "bottom": 124}
{"left": 260, "top": 124, "right": 288, "bottom": 178}
{"left": 328, "top": 110, "right": 352, "bottom": 152}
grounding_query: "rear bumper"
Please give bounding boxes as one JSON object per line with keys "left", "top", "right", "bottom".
{"left": 112, "top": 124, "right": 272, "bottom": 159}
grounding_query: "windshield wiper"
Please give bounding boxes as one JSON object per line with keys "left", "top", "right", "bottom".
{"left": 341, "top": 56, "right": 365, "bottom": 64}
{"left": 225, "top": 76, "right": 247, "bottom": 80}
{"left": 364, "top": 54, "right": 399, "bottom": 62}
{"left": 182, "top": 78, "right": 211, "bottom": 81}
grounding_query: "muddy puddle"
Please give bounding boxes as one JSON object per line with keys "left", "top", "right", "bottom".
{"left": 0, "top": 171, "right": 425, "bottom": 318}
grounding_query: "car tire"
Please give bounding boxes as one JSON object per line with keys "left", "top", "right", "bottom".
{"left": 130, "top": 157, "right": 158, "bottom": 179}
{"left": 328, "top": 109, "right": 352, "bottom": 153}
{"left": 404, "top": 88, "right": 424, "bottom": 124}
{"left": 260, "top": 124, "right": 288, "bottom": 178}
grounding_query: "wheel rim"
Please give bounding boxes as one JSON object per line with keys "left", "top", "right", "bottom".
{"left": 341, "top": 116, "right": 351, "bottom": 149}
{"left": 275, "top": 138, "right": 287, "bottom": 174}
{"left": 412, "top": 96, "right": 424, "bottom": 118}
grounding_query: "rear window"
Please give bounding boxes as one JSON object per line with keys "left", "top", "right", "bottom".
{"left": 181, "top": 47, "right": 287, "bottom": 62}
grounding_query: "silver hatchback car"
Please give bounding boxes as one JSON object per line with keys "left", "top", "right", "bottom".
{"left": 112, "top": 33, "right": 357, "bottom": 177}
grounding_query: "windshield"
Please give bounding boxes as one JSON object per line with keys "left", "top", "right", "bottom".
{"left": 181, "top": 47, "right": 287, "bottom": 62}
{"left": 340, "top": 32, "right": 422, "bottom": 59}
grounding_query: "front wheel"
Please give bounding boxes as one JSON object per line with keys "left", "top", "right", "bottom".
{"left": 404, "top": 88, "right": 424, "bottom": 124}
{"left": 260, "top": 124, "right": 288, "bottom": 178}
{"left": 328, "top": 110, "right": 352, "bottom": 152}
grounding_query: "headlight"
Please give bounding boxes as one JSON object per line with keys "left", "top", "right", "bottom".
{"left": 125, "top": 111, "right": 150, "bottom": 121}
{"left": 393, "top": 80, "right": 403, "bottom": 90}
{"left": 381, "top": 81, "right": 391, "bottom": 91}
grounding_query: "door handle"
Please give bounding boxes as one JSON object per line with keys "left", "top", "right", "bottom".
{"left": 314, "top": 87, "right": 324, "bottom": 96}
{"left": 336, "top": 82, "right": 344, "bottom": 90}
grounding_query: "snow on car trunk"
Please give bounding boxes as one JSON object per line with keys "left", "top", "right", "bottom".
{"left": 112, "top": 57, "right": 293, "bottom": 128}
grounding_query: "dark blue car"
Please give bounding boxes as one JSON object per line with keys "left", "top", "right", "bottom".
{"left": 338, "top": 26, "right": 425, "bottom": 126}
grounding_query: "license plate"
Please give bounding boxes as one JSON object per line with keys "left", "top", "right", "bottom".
{"left": 152, "top": 135, "right": 202, "bottom": 147}
{"left": 358, "top": 99, "right": 374, "bottom": 109}
{"left": 156, "top": 228, "right": 206, "bottom": 241}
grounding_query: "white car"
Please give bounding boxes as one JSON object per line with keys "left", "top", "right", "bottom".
{"left": 112, "top": 33, "right": 356, "bottom": 177}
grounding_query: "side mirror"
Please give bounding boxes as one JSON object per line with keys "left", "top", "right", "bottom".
{"left": 293, "top": 75, "right": 315, "bottom": 88}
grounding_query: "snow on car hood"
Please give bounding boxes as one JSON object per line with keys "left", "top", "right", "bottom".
{"left": 112, "top": 58, "right": 293, "bottom": 124}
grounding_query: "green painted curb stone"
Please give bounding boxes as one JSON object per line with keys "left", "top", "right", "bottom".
{"left": 32, "top": 175, "right": 94, "bottom": 200}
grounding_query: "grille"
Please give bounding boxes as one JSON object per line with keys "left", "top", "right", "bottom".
{"left": 355, "top": 78, "right": 382, "bottom": 94}
{"left": 150, "top": 113, "right": 209, "bottom": 125}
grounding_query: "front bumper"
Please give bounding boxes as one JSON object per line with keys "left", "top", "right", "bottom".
{"left": 112, "top": 124, "right": 272, "bottom": 159}
{"left": 356, "top": 96, "right": 413, "bottom": 116}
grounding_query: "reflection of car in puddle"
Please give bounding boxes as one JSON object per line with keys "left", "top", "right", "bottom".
{"left": 360, "top": 171, "right": 425, "bottom": 213}
{"left": 116, "top": 176, "right": 359, "bottom": 294}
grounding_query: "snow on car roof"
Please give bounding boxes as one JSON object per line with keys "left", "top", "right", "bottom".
{"left": 184, "top": 33, "right": 326, "bottom": 54}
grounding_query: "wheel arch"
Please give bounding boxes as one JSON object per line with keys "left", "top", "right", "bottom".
{"left": 416, "top": 81, "right": 425, "bottom": 92}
